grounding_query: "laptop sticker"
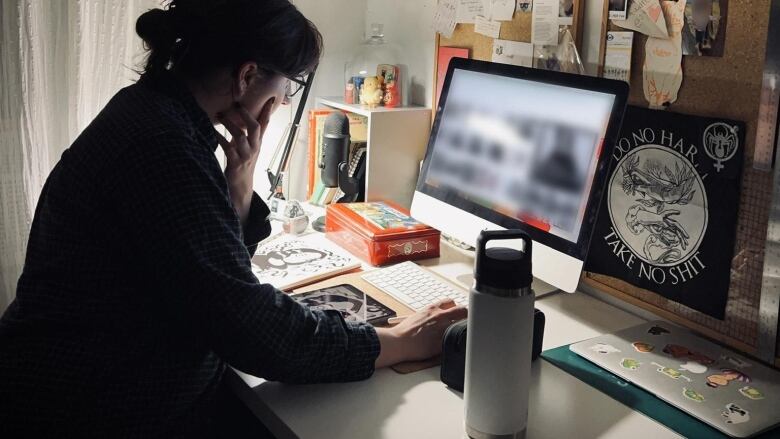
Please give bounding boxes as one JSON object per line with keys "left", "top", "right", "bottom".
{"left": 683, "top": 387, "right": 705, "bottom": 403}
{"left": 738, "top": 386, "right": 764, "bottom": 400}
{"left": 648, "top": 325, "right": 670, "bottom": 336}
{"left": 632, "top": 342, "right": 654, "bottom": 353}
{"left": 621, "top": 358, "right": 642, "bottom": 370}
{"left": 663, "top": 344, "right": 692, "bottom": 357}
{"left": 662, "top": 344, "right": 715, "bottom": 365}
{"left": 687, "top": 352, "right": 715, "bottom": 366}
{"left": 679, "top": 360, "right": 708, "bottom": 374}
{"left": 652, "top": 362, "right": 692, "bottom": 382}
{"left": 721, "top": 354, "right": 752, "bottom": 368}
{"left": 722, "top": 403, "right": 750, "bottom": 425}
{"left": 706, "top": 369, "right": 751, "bottom": 389}
{"left": 589, "top": 343, "right": 621, "bottom": 354}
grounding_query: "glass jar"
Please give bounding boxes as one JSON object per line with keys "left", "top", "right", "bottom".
{"left": 344, "top": 23, "right": 406, "bottom": 107}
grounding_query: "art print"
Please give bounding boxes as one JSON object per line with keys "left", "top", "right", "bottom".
{"left": 347, "top": 202, "right": 421, "bottom": 230}
{"left": 293, "top": 284, "right": 395, "bottom": 325}
{"left": 559, "top": 0, "right": 574, "bottom": 18}
{"left": 612, "top": 0, "right": 668, "bottom": 39}
{"left": 251, "top": 235, "right": 359, "bottom": 290}
{"left": 643, "top": 0, "right": 686, "bottom": 108}
{"left": 518, "top": 0, "right": 533, "bottom": 13}
{"left": 681, "top": 0, "right": 727, "bottom": 57}
{"left": 608, "top": 0, "right": 629, "bottom": 20}
{"left": 585, "top": 106, "right": 745, "bottom": 319}
{"left": 608, "top": 146, "right": 706, "bottom": 266}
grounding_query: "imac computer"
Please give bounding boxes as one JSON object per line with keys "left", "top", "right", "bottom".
{"left": 411, "top": 58, "right": 628, "bottom": 293}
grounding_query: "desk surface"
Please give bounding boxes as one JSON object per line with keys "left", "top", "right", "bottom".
{"left": 232, "top": 232, "right": 681, "bottom": 439}
{"left": 238, "top": 217, "right": 680, "bottom": 439}
{"left": 232, "top": 291, "right": 679, "bottom": 439}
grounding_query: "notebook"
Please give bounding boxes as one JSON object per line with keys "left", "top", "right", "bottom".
{"left": 251, "top": 233, "right": 360, "bottom": 291}
{"left": 570, "top": 321, "right": 780, "bottom": 438}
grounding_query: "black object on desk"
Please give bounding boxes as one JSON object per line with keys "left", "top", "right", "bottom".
{"left": 440, "top": 309, "right": 546, "bottom": 392}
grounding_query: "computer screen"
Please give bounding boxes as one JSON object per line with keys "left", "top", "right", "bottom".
{"left": 412, "top": 58, "right": 628, "bottom": 292}
{"left": 425, "top": 69, "right": 614, "bottom": 244}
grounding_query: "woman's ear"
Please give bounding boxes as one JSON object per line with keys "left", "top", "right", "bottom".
{"left": 234, "top": 61, "right": 260, "bottom": 97}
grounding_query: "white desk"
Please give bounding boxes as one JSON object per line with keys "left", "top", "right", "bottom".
{"left": 234, "top": 231, "right": 681, "bottom": 439}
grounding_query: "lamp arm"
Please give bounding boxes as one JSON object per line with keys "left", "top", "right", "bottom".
{"left": 267, "top": 68, "right": 317, "bottom": 200}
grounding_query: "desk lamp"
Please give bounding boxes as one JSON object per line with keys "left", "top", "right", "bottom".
{"left": 266, "top": 69, "right": 316, "bottom": 203}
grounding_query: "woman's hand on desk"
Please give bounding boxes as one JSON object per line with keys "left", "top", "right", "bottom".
{"left": 374, "top": 299, "right": 467, "bottom": 369}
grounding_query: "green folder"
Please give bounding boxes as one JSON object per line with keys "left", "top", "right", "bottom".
{"left": 541, "top": 345, "right": 780, "bottom": 439}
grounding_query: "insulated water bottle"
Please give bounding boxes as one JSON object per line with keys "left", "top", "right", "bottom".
{"left": 464, "top": 230, "right": 535, "bottom": 439}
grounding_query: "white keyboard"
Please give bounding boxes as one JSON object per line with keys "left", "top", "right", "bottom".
{"left": 361, "top": 261, "right": 468, "bottom": 311}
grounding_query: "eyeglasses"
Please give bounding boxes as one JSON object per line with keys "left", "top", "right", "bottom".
{"left": 284, "top": 75, "right": 308, "bottom": 99}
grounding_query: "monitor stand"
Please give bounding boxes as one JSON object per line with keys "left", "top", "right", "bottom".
{"left": 434, "top": 234, "right": 562, "bottom": 298}
{"left": 531, "top": 277, "right": 560, "bottom": 297}
{"left": 453, "top": 272, "right": 559, "bottom": 297}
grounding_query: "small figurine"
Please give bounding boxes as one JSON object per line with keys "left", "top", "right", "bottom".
{"left": 383, "top": 81, "right": 400, "bottom": 107}
{"left": 344, "top": 78, "right": 355, "bottom": 104}
{"left": 281, "top": 200, "right": 308, "bottom": 235}
{"left": 360, "top": 76, "right": 384, "bottom": 107}
{"left": 377, "top": 64, "right": 401, "bottom": 108}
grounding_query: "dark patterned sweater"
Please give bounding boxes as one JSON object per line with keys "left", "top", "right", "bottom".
{"left": 0, "top": 72, "right": 380, "bottom": 438}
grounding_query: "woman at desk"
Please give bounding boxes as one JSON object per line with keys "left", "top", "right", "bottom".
{"left": 0, "top": 1, "right": 466, "bottom": 437}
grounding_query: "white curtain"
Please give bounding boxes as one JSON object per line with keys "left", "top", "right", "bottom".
{"left": 0, "top": 0, "right": 158, "bottom": 312}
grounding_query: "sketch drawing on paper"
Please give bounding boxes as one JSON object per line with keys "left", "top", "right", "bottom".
{"left": 252, "top": 239, "right": 354, "bottom": 283}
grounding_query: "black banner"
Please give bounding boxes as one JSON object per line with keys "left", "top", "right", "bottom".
{"left": 585, "top": 106, "right": 745, "bottom": 319}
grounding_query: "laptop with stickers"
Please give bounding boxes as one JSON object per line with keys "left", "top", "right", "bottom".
{"left": 570, "top": 321, "right": 780, "bottom": 438}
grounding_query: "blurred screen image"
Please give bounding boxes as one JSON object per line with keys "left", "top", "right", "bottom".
{"left": 425, "top": 69, "right": 615, "bottom": 243}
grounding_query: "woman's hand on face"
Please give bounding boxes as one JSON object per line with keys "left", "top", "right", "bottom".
{"left": 375, "top": 299, "right": 467, "bottom": 368}
{"left": 215, "top": 98, "right": 274, "bottom": 224}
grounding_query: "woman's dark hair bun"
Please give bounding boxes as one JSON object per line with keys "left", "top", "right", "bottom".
{"left": 136, "top": 9, "right": 175, "bottom": 51}
{"left": 136, "top": 8, "right": 179, "bottom": 73}
{"left": 135, "top": 0, "right": 322, "bottom": 81}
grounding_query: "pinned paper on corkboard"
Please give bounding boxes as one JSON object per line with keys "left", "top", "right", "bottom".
{"left": 433, "top": 0, "right": 458, "bottom": 38}
{"left": 643, "top": 0, "right": 686, "bottom": 108}
{"left": 613, "top": 0, "right": 668, "bottom": 39}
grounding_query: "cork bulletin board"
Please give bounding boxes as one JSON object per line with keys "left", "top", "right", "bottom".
{"left": 583, "top": 0, "right": 776, "bottom": 364}
{"left": 433, "top": 0, "right": 778, "bottom": 364}
{"left": 433, "top": 0, "right": 585, "bottom": 108}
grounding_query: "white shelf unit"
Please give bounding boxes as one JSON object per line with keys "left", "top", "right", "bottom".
{"left": 316, "top": 97, "right": 432, "bottom": 209}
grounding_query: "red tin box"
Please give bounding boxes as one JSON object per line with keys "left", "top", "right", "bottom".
{"left": 325, "top": 201, "right": 440, "bottom": 266}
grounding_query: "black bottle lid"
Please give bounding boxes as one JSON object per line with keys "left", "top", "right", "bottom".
{"left": 474, "top": 230, "right": 532, "bottom": 291}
